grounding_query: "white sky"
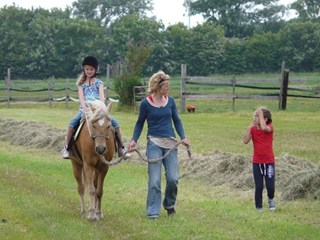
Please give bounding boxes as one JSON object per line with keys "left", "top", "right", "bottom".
{"left": 0, "top": 0, "right": 295, "bottom": 28}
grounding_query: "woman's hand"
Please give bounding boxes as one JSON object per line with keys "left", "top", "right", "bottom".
{"left": 181, "top": 138, "right": 190, "bottom": 147}
{"left": 127, "top": 140, "right": 137, "bottom": 152}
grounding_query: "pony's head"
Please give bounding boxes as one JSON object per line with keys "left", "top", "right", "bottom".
{"left": 86, "top": 100, "right": 113, "bottom": 155}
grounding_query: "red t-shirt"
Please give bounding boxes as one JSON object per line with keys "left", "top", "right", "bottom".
{"left": 250, "top": 124, "right": 275, "bottom": 164}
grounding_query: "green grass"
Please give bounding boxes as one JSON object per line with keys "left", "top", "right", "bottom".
{"left": 0, "top": 101, "right": 319, "bottom": 163}
{"left": 0, "top": 144, "right": 319, "bottom": 240}
{"left": 0, "top": 74, "right": 319, "bottom": 239}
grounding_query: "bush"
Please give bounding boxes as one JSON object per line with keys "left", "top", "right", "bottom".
{"left": 113, "top": 75, "right": 142, "bottom": 106}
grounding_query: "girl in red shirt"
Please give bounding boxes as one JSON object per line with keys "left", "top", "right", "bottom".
{"left": 243, "top": 107, "right": 275, "bottom": 211}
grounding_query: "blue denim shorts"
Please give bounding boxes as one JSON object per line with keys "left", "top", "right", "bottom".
{"left": 68, "top": 111, "right": 120, "bottom": 129}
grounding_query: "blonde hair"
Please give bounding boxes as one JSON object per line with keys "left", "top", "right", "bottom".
{"left": 77, "top": 71, "right": 89, "bottom": 86}
{"left": 76, "top": 67, "right": 99, "bottom": 86}
{"left": 148, "top": 70, "right": 170, "bottom": 94}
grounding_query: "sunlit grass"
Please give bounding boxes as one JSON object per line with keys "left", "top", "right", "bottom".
{"left": 0, "top": 143, "right": 319, "bottom": 240}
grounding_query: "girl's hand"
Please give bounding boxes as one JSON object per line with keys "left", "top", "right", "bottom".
{"left": 256, "top": 107, "right": 264, "bottom": 116}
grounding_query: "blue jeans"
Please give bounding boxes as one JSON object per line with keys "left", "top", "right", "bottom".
{"left": 68, "top": 110, "right": 120, "bottom": 129}
{"left": 146, "top": 140, "right": 179, "bottom": 218}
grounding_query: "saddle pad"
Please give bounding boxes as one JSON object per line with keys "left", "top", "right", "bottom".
{"left": 74, "top": 117, "right": 86, "bottom": 141}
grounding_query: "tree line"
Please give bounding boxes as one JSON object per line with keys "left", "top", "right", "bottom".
{"left": 1, "top": 0, "right": 320, "bottom": 80}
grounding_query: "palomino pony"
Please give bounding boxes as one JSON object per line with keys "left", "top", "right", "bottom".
{"left": 69, "top": 100, "right": 115, "bottom": 221}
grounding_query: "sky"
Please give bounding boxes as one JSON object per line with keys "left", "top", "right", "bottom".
{"left": 0, "top": 0, "right": 295, "bottom": 28}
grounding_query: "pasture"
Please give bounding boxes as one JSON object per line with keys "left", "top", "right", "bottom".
{"left": 0, "top": 74, "right": 320, "bottom": 239}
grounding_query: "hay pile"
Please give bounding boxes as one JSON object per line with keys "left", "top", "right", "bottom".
{"left": 0, "top": 118, "right": 319, "bottom": 201}
{"left": 179, "top": 151, "right": 320, "bottom": 200}
{"left": 0, "top": 118, "right": 65, "bottom": 152}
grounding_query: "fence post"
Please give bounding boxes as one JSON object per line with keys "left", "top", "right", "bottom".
{"left": 180, "top": 64, "right": 187, "bottom": 113}
{"left": 281, "top": 69, "right": 289, "bottom": 110}
{"left": 66, "top": 79, "right": 69, "bottom": 109}
{"left": 105, "top": 64, "right": 110, "bottom": 104}
{"left": 278, "top": 62, "right": 285, "bottom": 110}
{"left": 48, "top": 78, "right": 53, "bottom": 108}
{"left": 5, "top": 68, "right": 11, "bottom": 108}
{"left": 231, "top": 76, "right": 236, "bottom": 111}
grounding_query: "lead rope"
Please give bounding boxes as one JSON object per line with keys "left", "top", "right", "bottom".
{"left": 100, "top": 141, "right": 191, "bottom": 166}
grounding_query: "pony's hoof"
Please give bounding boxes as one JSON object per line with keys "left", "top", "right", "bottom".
{"left": 96, "top": 212, "right": 104, "bottom": 220}
{"left": 87, "top": 215, "right": 99, "bottom": 222}
{"left": 80, "top": 210, "right": 86, "bottom": 216}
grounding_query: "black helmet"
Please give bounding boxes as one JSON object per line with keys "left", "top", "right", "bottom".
{"left": 82, "top": 56, "right": 98, "bottom": 69}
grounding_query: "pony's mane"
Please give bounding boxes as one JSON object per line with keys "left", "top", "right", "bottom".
{"left": 86, "top": 100, "right": 110, "bottom": 123}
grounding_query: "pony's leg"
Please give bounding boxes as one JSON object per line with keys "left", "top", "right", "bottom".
{"left": 95, "top": 165, "right": 109, "bottom": 220}
{"left": 71, "top": 160, "right": 86, "bottom": 216}
{"left": 83, "top": 163, "right": 98, "bottom": 221}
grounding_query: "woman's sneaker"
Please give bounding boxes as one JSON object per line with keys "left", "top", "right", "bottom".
{"left": 61, "top": 146, "right": 70, "bottom": 159}
{"left": 268, "top": 198, "right": 276, "bottom": 211}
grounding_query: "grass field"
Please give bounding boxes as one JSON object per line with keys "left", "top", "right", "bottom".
{"left": 0, "top": 99, "right": 319, "bottom": 162}
{"left": 0, "top": 73, "right": 319, "bottom": 239}
{"left": 0, "top": 143, "right": 319, "bottom": 240}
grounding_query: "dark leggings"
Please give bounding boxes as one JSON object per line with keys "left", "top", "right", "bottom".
{"left": 253, "top": 163, "right": 275, "bottom": 209}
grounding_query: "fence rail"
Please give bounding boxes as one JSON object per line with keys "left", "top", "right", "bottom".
{"left": 180, "top": 63, "right": 320, "bottom": 112}
{"left": 0, "top": 68, "right": 118, "bottom": 108}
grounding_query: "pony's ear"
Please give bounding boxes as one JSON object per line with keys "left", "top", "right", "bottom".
{"left": 106, "top": 102, "right": 112, "bottom": 113}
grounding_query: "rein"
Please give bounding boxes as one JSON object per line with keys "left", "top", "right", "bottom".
{"left": 99, "top": 141, "right": 192, "bottom": 166}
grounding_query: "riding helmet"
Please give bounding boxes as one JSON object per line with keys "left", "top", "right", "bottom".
{"left": 82, "top": 56, "right": 99, "bottom": 69}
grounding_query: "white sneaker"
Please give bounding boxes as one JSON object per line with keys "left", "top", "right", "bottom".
{"left": 118, "top": 147, "right": 131, "bottom": 159}
{"left": 124, "top": 148, "right": 131, "bottom": 160}
{"left": 61, "top": 147, "right": 70, "bottom": 159}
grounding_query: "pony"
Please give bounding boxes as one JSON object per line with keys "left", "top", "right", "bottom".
{"left": 69, "top": 100, "right": 115, "bottom": 221}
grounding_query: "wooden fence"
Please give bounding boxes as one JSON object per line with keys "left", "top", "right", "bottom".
{"left": 1, "top": 65, "right": 319, "bottom": 111}
{"left": 180, "top": 63, "right": 320, "bottom": 112}
{"left": 0, "top": 68, "right": 113, "bottom": 108}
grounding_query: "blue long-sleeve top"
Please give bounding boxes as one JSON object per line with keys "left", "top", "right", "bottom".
{"left": 132, "top": 96, "right": 186, "bottom": 142}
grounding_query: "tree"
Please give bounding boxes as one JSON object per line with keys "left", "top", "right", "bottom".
{"left": 164, "top": 23, "right": 193, "bottom": 74}
{"left": 290, "top": 0, "right": 320, "bottom": 20}
{"left": 0, "top": 6, "right": 32, "bottom": 78}
{"left": 245, "top": 32, "right": 280, "bottom": 72}
{"left": 188, "top": 0, "right": 286, "bottom": 38}
{"left": 0, "top": 6, "right": 108, "bottom": 79}
{"left": 278, "top": 21, "right": 320, "bottom": 71}
{"left": 185, "top": 22, "right": 225, "bottom": 75}
{"left": 71, "top": 0, "right": 153, "bottom": 27}
{"left": 107, "top": 13, "right": 165, "bottom": 75}
{"left": 222, "top": 38, "right": 247, "bottom": 74}
{"left": 113, "top": 41, "right": 150, "bottom": 106}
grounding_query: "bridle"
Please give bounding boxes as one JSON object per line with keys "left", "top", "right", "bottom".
{"left": 90, "top": 125, "right": 112, "bottom": 140}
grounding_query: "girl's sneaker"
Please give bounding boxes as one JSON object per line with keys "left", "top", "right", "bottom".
{"left": 256, "top": 207, "right": 263, "bottom": 212}
{"left": 268, "top": 198, "right": 276, "bottom": 211}
{"left": 61, "top": 146, "right": 70, "bottom": 159}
